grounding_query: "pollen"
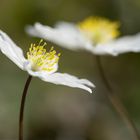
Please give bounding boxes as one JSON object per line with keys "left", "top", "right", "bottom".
{"left": 78, "top": 17, "right": 120, "bottom": 44}
{"left": 27, "top": 39, "right": 60, "bottom": 73}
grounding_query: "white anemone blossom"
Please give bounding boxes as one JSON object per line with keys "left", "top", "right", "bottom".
{"left": 26, "top": 17, "right": 140, "bottom": 56}
{"left": 0, "top": 30, "right": 95, "bottom": 93}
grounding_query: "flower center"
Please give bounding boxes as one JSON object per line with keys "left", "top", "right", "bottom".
{"left": 27, "top": 40, "right": 60, "bottom": 73}
{"left": 78, "top": 17, "right": 120, "bottom": 45}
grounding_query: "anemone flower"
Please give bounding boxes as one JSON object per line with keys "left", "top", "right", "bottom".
{"left": 26, "top": 17, "right": 140, "bottom": 56}
{"left": 0, "top": 30, "right": 94, "bottom": 140}
{"left": 26, "top": 17, "right": 140, "bottom": 140}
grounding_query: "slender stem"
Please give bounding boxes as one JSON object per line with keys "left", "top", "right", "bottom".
{"left": 19, "top": 75, "right": 32, "bottom": 140}
{"left": 95, "top": 56, "right": 140, "bottom": 140}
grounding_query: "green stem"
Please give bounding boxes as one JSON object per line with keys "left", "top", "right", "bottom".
{"left": 19, "top": 75, "right": 32, "bottom": 140}
{"left": 96, "top": 55, "right": 140, "bottom": 140}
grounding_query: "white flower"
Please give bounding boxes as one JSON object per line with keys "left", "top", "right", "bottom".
{"left": 26, "top": 17, "right": 140, "bottom": 56}
{"left": 0, "top": 30, "right": 95, "bottom": 93}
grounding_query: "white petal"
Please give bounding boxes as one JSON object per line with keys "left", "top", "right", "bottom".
{"left": 90, "top": 33, "right": 140, "bottom": 56}
{"left": 25, "top": 70, "right": 95, "bottom": 93}
{"left": 26, "top": 22, "right": 89, "bottom": 50}
{"left": 43, "top": 72, "right": 95, "bottom": 93}
{"left": 0, "top": 30, "right": 26, "bottom": 69}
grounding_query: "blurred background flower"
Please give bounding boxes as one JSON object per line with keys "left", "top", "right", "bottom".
{"left": 0, "top": 0, "right": 140, "bottom": 140}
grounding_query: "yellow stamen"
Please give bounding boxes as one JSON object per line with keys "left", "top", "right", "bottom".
{"left": 27, "top": 40, "right": 60, "bottom": 72}
{"left": 78, "top": 16, "right": 120, "bottom": 44}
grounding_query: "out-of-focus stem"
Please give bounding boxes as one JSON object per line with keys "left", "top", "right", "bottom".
{"left": 19, "top": 75, "right": 32, "bottom": 140}
{"left": 96, "top": 55, "right": 140, "bottom": 140}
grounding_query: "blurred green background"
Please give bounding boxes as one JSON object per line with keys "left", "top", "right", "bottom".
{"left": 0, "top": 0, "right": 140, "bottom": 139}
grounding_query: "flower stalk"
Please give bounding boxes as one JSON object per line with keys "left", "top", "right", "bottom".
{"left": 95, "top": 56, "right": 140, "bottom": 140}
{"left": 19, "top": 75, "right": 32, "bottom": 140}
